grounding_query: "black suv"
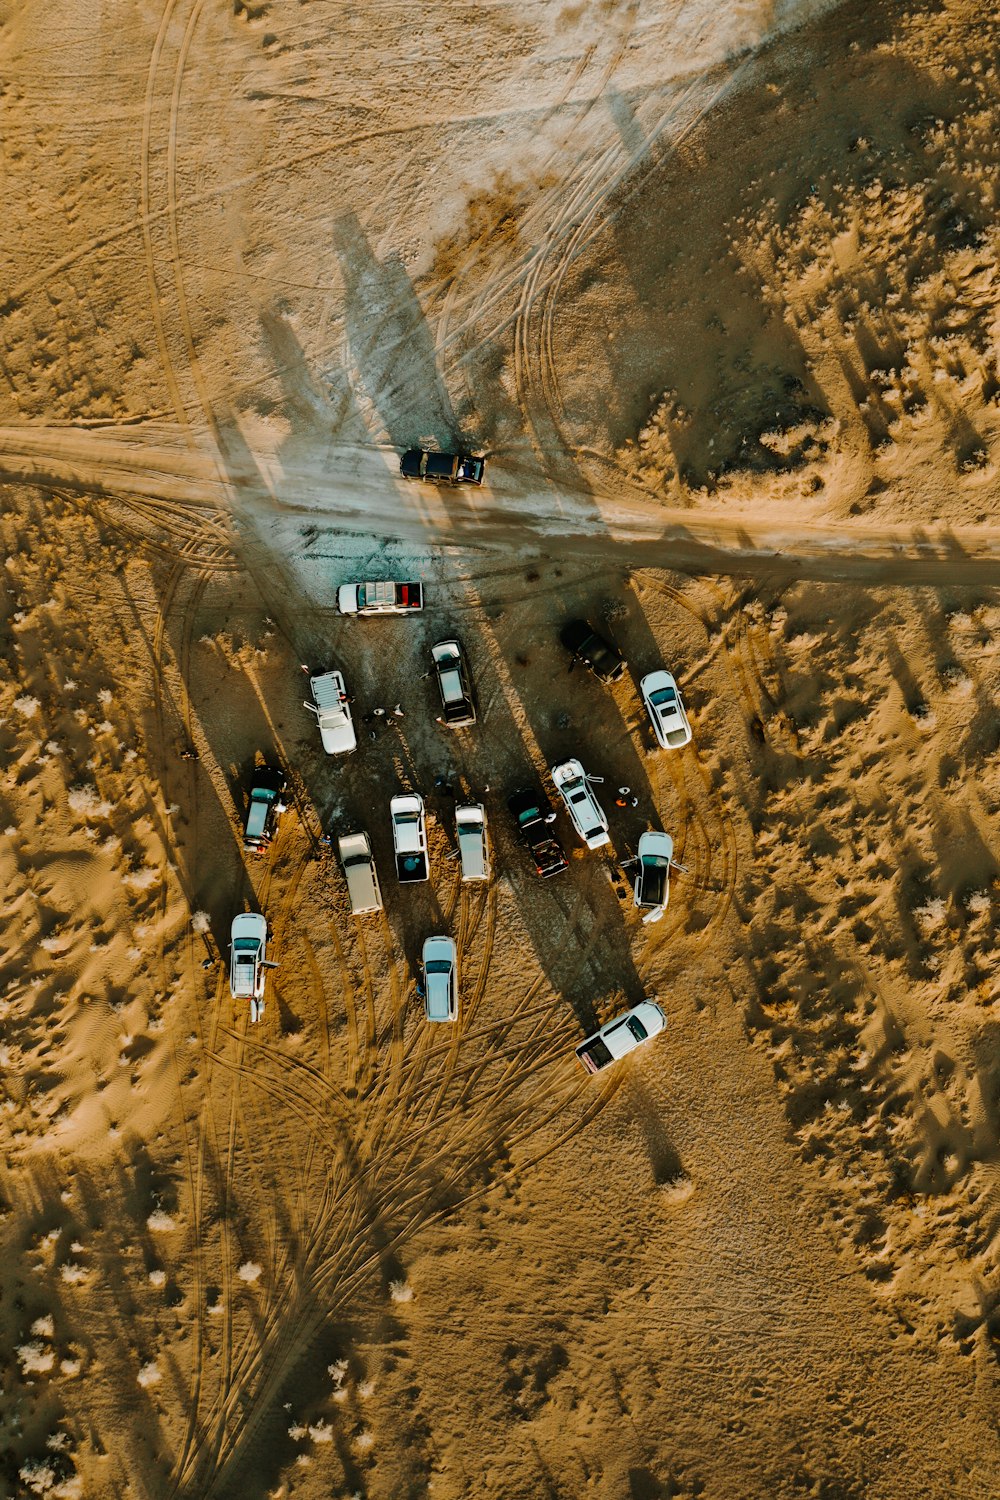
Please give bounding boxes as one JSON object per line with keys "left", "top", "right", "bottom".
{"left": 400, "top": 448, "right": 486, "bottom": 485}
{"left": 243, "top": 767, "right": 288, "bottom": 852}
{"left": 507, "top": 788, "right": 567, "bottom": 877}
{"left": 559, "top": 619, "right": 625, "bottom": 683}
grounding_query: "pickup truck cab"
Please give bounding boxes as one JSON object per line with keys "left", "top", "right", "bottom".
{"left": 337, "top": 831, "right": 383, "bottom": 914}
{"left": 390, "top": 793, "right": 429, "bottom": 882}
{"left": 455, "top": 803, "right": 489, "bottom": 881}
{"left": 337, "top": 581, "right": 424, "bottom": 616}
{"left": 400, "top": 449, "right": 485, "bottom": 486}
{"left": 576, "top": 999, "right": 666, "bottom": 1074}
{"left": 507, "top": 788, "right": 567, "bottom": 877}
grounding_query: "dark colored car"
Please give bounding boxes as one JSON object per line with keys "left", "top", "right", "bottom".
{"left": 243, "top": 767, "right": 288, "bottom": 852}
{"left": 507, "top": 788, "right": 568, "bottom": 877}
{"left": 400, "top": 448, "right": 486, "bottom": 485}
{"left": 431, "top": 638, "right": 476, "bottom": 728}
{"left": 559, "top": 619, "right": 625, "bottom": 683}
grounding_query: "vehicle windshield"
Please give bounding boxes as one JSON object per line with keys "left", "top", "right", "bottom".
{"left": 625, "top": 1015, "right": 648, "bottom": 1043}
{"left": 518, "top": 807, "right": 539, "bottom": 825}
{"left": 234, "top": 939, "right": 260, "bottom": 953}
{"left": 650, "top": 687, "right": 677, "bottom": 707}
{"left": 425, "top": 960, "right": 452, "bottom": 975}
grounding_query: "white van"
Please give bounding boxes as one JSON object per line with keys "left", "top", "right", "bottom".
{"left": 455, "top": 804, "right": 489, "bottom": 882}
{"left": 337, "top": 831, "right": 383, "bottom": 915}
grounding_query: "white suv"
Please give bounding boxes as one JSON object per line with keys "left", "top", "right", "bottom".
{"left": 421, "top": 935, "right": 458, "bottom": 1022}
{"left": 634, "top": 830, "right": 673, "bottom": 924}
{"left": 550, "top": 759, "right": 610, "bottom": 849}
{"left": 229, "top": 913, "right": 278, "bottom": 1023}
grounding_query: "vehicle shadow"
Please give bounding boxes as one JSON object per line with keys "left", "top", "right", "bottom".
{"left": 333, "top": 210, "right": 461, "bottom": 452}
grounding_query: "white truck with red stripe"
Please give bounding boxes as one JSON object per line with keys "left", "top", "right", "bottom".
{"left": 337, "top": 581, "right": 423, "bottom": 616}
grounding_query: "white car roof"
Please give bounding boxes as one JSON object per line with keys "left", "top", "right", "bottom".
{"left": 641, "top": 669, "right": 676, "bottom": 694}
{"left": 455, "top": 803, "right": 484, "bottom": 827}
{"left": 231, "top": 912, "right": 266, "bottom": 943}
{"left": 601, "top": 1000, "right": 666, "bottom": 1056}
{"left": 638, "top": 831, "right": 673, "bottom": 863}
{"left": 392, "top": 793, "right": 423, "bottom": 815}
{"left": 422, "top": 935, "right": 456, "bottom": 964}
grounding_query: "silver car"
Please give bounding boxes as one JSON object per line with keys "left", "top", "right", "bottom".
{"left": 421, "top": 935, "right": 458, "bottom": 1022}
{"left": 640, "top": 670, "right": 692, "bottom": 750}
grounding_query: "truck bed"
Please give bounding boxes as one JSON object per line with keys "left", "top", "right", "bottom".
{"left": 395, "top": 852, "right": 429, "bottom": 882}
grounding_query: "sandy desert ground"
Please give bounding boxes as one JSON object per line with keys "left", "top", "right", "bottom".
{"left": 1, "top": 0, "right": 1000, "bottom": 1495}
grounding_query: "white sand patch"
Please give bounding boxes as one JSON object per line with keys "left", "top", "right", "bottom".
{"left": 67, "top": 784, "right": 112, "bottom": 818}
{"left": 389, "top": 1279, "right": 413, "bottom": 1303}
{"left": 191, "top": 911, "right": 211, "bottom": 934}
{"left": 19, "top": 1460, "right": 83, "bottom": 1498}
{"left": 123, "top": 867, "right": 158, "bottom": 891}
{"left": 31, "top": 1314, "right": 55, "bottom": 1337}
{"left": 18, "top": 1341, "right": 55, "bottom": 1374}
{"left": 13, "top": 695, "right": 40, "bottom": 716}
{"left": 309, "top": 1420, "right": 334, "bottom": 1443}
{"left": 146, "top": 1208, "right": 176, "bottom": 1233}
{"left": 137, "top": 1360, "right": 161, "bottom": 1388}
{"left": 148, "top": 1269, "right": 166, "bottom": 1288}
{"left": 237, "top": 1260, "right": 262, "bottom": 1284}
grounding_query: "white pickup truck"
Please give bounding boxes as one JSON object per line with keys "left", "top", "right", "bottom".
{"left": 338, "top": 581, "right": 423, "bottom": 616}
{"left": 390, "top": 793, "right": 429, "bottom": 882}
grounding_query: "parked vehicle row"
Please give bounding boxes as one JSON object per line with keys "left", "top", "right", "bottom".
{"left": 232, "top": 574, "right": 689, "bottom": 1068}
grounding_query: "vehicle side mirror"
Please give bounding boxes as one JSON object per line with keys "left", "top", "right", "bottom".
{"left": 302, "top": 701, "right": 319, "bottom": 715}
